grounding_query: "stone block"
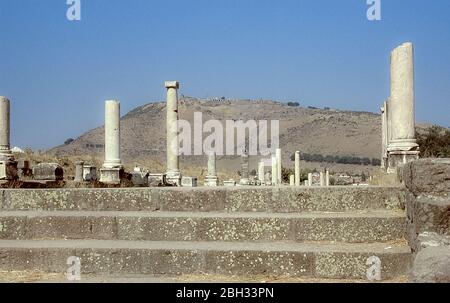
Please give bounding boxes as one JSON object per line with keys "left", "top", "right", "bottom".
{"left": 32, "top": 163, "right": 63, "bottom": 181}
{"left": 181, "top": 177, "right": 197, "bottom": 187}
{"left": 403, "top": 158, "right": 450, "bottom": 196}
{"left": 99, "top": 167, "right": 122, "bottom": 184}
{"left": 412, "top": 246, "right": 450, "bottom": 283}
{"left": 412, "top": 195, "right": 450, "bottom": 236}
{"left": 148, "top": 174, "right": 166, "bottom": 187}
{"left": 131, "top": 172, "right": 149, "bottom": 187}
{"left": 223, "top": 180, "right": 236, "bottom": 187}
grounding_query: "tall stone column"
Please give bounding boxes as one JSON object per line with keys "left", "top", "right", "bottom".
{"left": 0, "top": 97, "right": 12, "bottom": 160}
{"left": 320, "top": 172, "right": 325, "bottom": 187}
{"left": 271, "top": 156, "right": 278, "bottom": 186}
{"left": 205, "top": 151, "right": 219, "bottom": 186}
{"left": 0, "top": 97, "right": 17, "bottom": 180}
{"left": 276, "top": 148, "right": 282, "bottom": 184}
{"left": 307, "top": 173, "right": 313, "bottom": 187}
{"left": 326, "top": 170, "right": 330, "bottom": 187}
{"left": 295, "top": 151, "right": 300, "bottom": 186}
{"left": 100, "top": 100, "right": 123, "bottom": 184}
{"left": 387, "top": 42, "right": 419, "bottom": 172}
{"left": 165, "top": 81, "right": 182, "bottom": 186}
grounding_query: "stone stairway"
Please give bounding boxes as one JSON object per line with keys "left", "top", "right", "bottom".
{"left": 0, "top": 187, "right": 412, "bottom": 281}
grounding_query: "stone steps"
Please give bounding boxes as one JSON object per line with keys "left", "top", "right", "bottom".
{"left": 0, "top": 187, "right": 406, "bottom": 212}
{"left": 0, "top": 210, "right": 406, "bottom": 243}
{"left": 0, "top": 187, "right": 411, "bottom": 281}
{"left": 0, "top": 240, "right": 411, "bottom": 280}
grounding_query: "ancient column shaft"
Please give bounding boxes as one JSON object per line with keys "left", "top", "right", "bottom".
{"left": 271, "top": 156, "right": 278, "bottom": 186}
{"left": 0, "top": 97, "right": 12, "bottom": 159}
{"left": 388, "top": 42, "right": 418, "bottom": 151}
{"left": 276, "top": 148, "right": 282, "bottom": 184}
{"left": 103, "top": 100, "right": 122, "bottom": 168}
{"left": 207, "top": 152, "right": 217, "bottom": 177}
{"left": 295, "top": 151, "right": 300, "bottom": 186}
{"left": 165, "top": 81, "right": 181, "bottom": 184}
{"left": 326, "top": 170, "right": 330, "bottom": 187}
{"left": 258, "top": 161, "right": 265, "bottom": 183}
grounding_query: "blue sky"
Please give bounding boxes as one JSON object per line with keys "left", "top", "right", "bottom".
{"left": 0, "top": 0, "right": 449, "bottom": 149}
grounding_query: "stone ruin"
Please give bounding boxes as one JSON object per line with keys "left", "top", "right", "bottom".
{"left": 0, "top": 42, "right": 448, "bottom": 283}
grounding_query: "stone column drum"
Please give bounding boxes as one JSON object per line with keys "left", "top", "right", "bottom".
{"left": 165, "top": 81, "right": 182, "bottom": 186}
{"left": 205, "top": 151, "right": 219, "bottom": 186}
{"left": 295, "top": 151, "right": 301, "bottom": 186}
{"left": 0, "top": 97, "right": 17, "bottom": 180}
{"left": 387, "top": 42, "right": 419, "bottom": 172}
{"left": 100, "top": 100, "right": 123, "bottom": 184}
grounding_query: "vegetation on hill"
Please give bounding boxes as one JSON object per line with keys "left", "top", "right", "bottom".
{"left": 290, "top": 153, "right": 381, "bottom": 166}
{"left": 417, "top": 126, "right": 450, "bottom": 158}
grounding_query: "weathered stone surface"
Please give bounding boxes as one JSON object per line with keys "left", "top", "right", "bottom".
{"left": 131, "top": 172, "right": 148, "bottom": 187}
{"left": 148, "top": 174, "right": 165, "bottom": 187}
{"left": 409, "top": 195, "right": 450, "bottom": 236}
{"left": 32, "top": 163, "right": 63, "bottom": 181}
{"left": 0, "top": 240, "right": 411, "bottom": 280}
{"left": 0, "top": 187, "right": 406, "bottom": 212}
{"left": 0, "top": 210, "right": 405, "bottom": 243}
{"left": 412, "top": 246, "right": 450, "bottom": 283}
{"left": 0, "top": 188, "right": 157, "bottom": 211}
{"left": 403, "top": 159, "right": 450, "bottom": 196}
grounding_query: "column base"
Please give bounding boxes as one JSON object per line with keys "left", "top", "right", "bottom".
{"left": 100, "top": 167, "right": 123, "bottom": 184}
{"left": 387, "top": 150, "right": 420, "bottom": 174}
{"left": 166, "top": 171, "right": 181, "bottom": 186}
{"left": 204, "top": 176, "right": 219, "bottom": 187}
{"left": 388, "top": 139, "right": 419, "bottom": 152}
{"left": 0, "top": 160, "right": 18, "bottom": 180}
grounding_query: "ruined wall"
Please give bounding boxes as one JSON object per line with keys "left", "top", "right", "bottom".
{"left": 403, "top": 159, "right": 450, "bottom": 282}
